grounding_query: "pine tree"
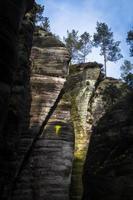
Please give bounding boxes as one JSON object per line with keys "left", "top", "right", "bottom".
{"left": 41, "top": 17, "right": 50, "bottom": 32}
{"left": 31, "top": 3, "right": 51, "bottom": 33}
{"left": 120, "top": 60, "right": 133, "bottom": 87}
{"left": 78, "top": 32, "right": 92, "bottom": 63}
{"left": 33, "top": 3, "right": 45, "bottom": 24}
{"left": 127, "top": 29, "right": 133, "bottom": 56}
{"left": 64, "top": 30, "right": 79, "bottom": 64}
{"left": 93, "top": 22, "right": 123, "bottom": 76}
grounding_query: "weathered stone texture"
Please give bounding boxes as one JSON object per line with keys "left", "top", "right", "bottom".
{"left": 66, "top": 63, "right": 133, "bottom": 200}
{"left": 13, "top": 95, "right": 74, "bottom": 200}
{"left": 0, "top": 3, "right": 132, "bottom": 199}
{"left": 89, "top": 78, "right": 126, "bottom": 126}
{"left": 29, "top": 30, "right": 70, "bottom": 129}
{"left": 82, "top": 79, "right": 133, "bottom": 200}
{"left": 12, "top": 30, "right": 74, "bottom": 200}
{"left": 68, "top": 63, "right": 102, "bottom": 200}
{"left": 31, "top": 31, "right": 69, "bottom": 77}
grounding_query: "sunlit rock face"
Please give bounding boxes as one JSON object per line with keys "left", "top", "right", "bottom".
{"left": 67, "top": 63, "right": 133, "bottom": 200}
{"left": 30, "top": 30, "right": 70, "bottom": 127}
{"left": 67, "top": 63, "right": 102, "bottom": 200}
{"left": 12, "top": 29, "right": 74, "bottom": 200}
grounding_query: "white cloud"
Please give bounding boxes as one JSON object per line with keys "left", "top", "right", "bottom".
{"left": 37, "top": 0, "right": 133, "bottom": 78}
{"left": 43, "top": 0, "right": 104, "bottom": 37}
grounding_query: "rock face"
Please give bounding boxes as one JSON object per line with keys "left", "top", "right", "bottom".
{"left": 82, "top": 80, "right": 133, "bottom": 200}
{"left": 12, "top": 30, "right": 74, "bottom": 200}
{"left": 0, "top": 0, "right": 34, "bottom": 138}
{"left": 30, "top": 30, "right": 70, "bottom": 126}
{"left": 0, "top": 3, "right": 133, "bottom": 199}
{"left": 64, "top": 63, "right": 133, "bottom": 200}
{"left": 0, "top": 1, "right": 34, "bottom": 199}
{"left": 67, "top": 63, "right": 102, "bottom": 200}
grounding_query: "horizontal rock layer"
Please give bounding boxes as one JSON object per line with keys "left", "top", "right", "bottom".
{"left": 12, "top": 30, "right": 74, "bottom": 200}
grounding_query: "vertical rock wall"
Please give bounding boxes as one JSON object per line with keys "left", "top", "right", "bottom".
{"left": 12, "top": 30, "right": 74, "bottom": 200}
{"left": 0, "top": 3, "right": 132, "bottom": 199}
{"left": 0, "top": 1, "right": 34, "bottom": 199}
{"left": 0, "top": 1, "right": 34, "bottom": 132}
{"left": 30, "top": 31, "right": 69, "bottom": 127}
{"left": 66, "top": 63, "right": 133, "bottom": 200}
{"left": 67, "top": 63, "right": 102, "bottom": 200}
{"left": 82, "top": 79, "right": 133, "bottom": 200}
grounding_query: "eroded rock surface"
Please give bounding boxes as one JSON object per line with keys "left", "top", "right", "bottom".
{"left": 67, "top": 63, "right": 102, "bottom": 200}
{"left": 0, "top": 4, "right": 132, "bottom": 199}
{"left": 65, "top": 63, "right": 133, "bottom": 200}
{"left": 82, "top": 79, "right": 133, "bottom": 200}
{"left": 12, "top": 30, "right": 74, "bottom": 200}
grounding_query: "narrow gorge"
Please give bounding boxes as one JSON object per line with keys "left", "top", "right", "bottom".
{"left": 0, "top": 1, "right": 133, "bottom": 200}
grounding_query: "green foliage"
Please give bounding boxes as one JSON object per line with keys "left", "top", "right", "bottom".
{"left": 93, "top": 22, "right": 113, "bottom": 48}
{"left": 64, "top": 30, "right": 92, "bottom": 64}
{"left": 107, "top": 41, "right": 122, "bottom": 61}
{"left": 32, "top": 3, "right": 50, "bottom": 32}
{"left": 33, "top": 3, "right": 45, "bottom": 24}
{"left": 121, "top": 60, "right": 133, "bottom": 77}
{"left": 41, "top": 17, "right": 50, "bottom": 32}
{"left": 64, "top": 30, "right": 79, "bottom": 63}
{"left": 103, "top": 84, "right": 122, "bottom": 105}
{"left": 93, "top": 22, "right": 123, "bottom": 76}
{"left": 124, "top": 73, "right": 133, "bottom": 88}
{"left": 120, "top": 60, "right": 133, "bottom": 88}
{"left": 127, "top": 30, "right": 133, "bottom": 56}
{"left": 78, "top": 32, "right": 92, "bottom": 63}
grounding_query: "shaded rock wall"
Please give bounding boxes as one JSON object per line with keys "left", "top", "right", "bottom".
{"left": 82, "top": 79, "right": 133, "bottom": 200}
{"left": 0, "top": 0, "right": 34, "bottom": 137}
{"left": 0, "top": 1, "right": 34, "bottom": 199}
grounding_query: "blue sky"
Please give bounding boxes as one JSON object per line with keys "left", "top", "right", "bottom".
{"left": 36, "top": 0, "right": 133, "bottom": 78}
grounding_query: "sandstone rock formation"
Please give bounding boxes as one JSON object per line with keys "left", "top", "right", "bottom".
{"left": 64, "top": 63, "right": 133, "bottom": 200}
{"left": 0, "top": 3, "right": 133, "bottom": 200}
{"left": 82, "top": 81, "right": 133, "bottom": 200}
{"left": 11, "top": 29, "right": 74, "bottom": 200}
{"left": 67, "top": 63, "right": 102, "bottom": 200}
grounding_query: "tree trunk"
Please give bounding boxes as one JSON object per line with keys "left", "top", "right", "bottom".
{"left": 104, "top": 53, "right": 107, "bottom": 77}
{"left": 83, "top": 54, "right": 85, "bottom": 63}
